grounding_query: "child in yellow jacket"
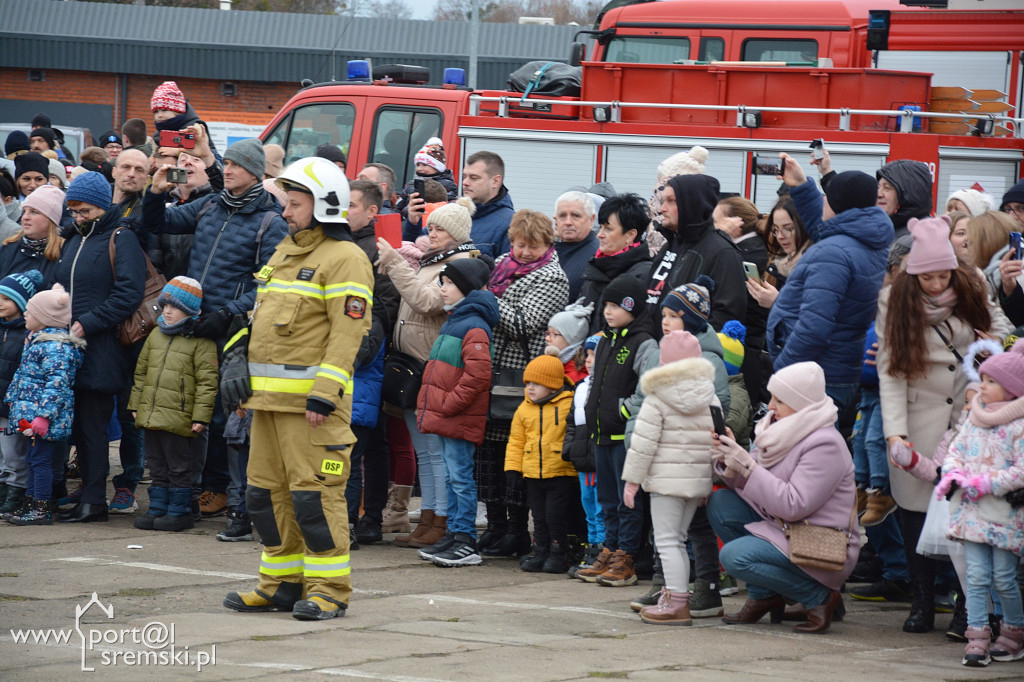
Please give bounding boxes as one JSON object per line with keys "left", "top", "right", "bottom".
{"left": 505, "top": 352, "right": 576, "bottom": 574}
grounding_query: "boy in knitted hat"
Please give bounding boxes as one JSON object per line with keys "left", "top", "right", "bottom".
{"left": 3, "top": 284, "right": 85, "bottom": 525}
{"left": 416, "top": 257, "right": 498, "bottom": 567}
{"left": 128, "top": 276, "right": 219, "bottom": 532}
{"left": 505, "top": 352, "right": 576, "bottom": 573}
{"left": 0, "top": 270, "right": 43, "bottom": 517}
{"left": 576, "top": 273, "right": 658, "bottom": 587}
{"left": 562, "top": 333, "right": 605, "bottom": 576}
{"left": 545, "top": 297, "right": 595, "bottom": 384}
{"left": 717, "top": 320, "right": 752, "bottom": 448}
{"left": 661, "top": 275, "right": 731, "bottom": 412}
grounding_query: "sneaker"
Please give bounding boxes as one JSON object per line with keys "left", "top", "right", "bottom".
{"left": 431, "top": 533, "right": 482, "bottom": 567}
{"left": 199, "top": 491, "right": 228, "bottom": 517}
{"left": 934, "top": 590, "right": 955, "bottom": 614}
{"left": 475, "top": 502, "right": 488, "bottom": 530}
{"left": 418, "top": 531, "right": 457, "bottom": 561}
{"left": 576, "top": 547, "right": 614, "bottom": 583}
{"left": 861, "top": 489, "right": 898, "bottom": 527}
{"left": 690, "top": 579, "right": 724, "bottom": 618}
{"left": 108, "top": 488, "right": 138, "bottom": 514}
{"left": 293, "top": 594, "right": 347, "bottom": 621}
{"left": 568, "top": 543, "right": 603, "bottom": 579}
{"left": 596, "top": 550, "right": 637, "bottom": 587}
{"left": 630, "top": 577, "right": 665, "bottom": 612}
{"left": 990, "top": 622, "right": 1024, "bottom": 662}
{"left": 719, "top": 573, "right": 741, "bottom": 596}
{"left": 58, "top": 484, "right": 82, "bottom": 508}
{"left": 849, "top": 578, "right": 913, "bottom": 602}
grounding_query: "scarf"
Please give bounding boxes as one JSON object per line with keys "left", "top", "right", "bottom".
{"left": 488, "top": 245, "right": 555, "bottom": 298}
{"left": 558, "top": 341, "right": 582, "bottom": 365}
{"left": 922, "top": 287, "right": 957, "bottom": 325}
{"left": 968, "top": 393, "right": 1024, "bottom": 428}
{"left": 772, "top": 244, "right": 808, "bottom": 278}
{"left": 158, "top": 314, "right": 194, "bottom": 336}
{"left": 21, "top": 235, "right": 47, "bottom": 254}
{"left": 594, "top": 241, "right": 642, "bottom": 260}
{"left": 752, "top": 397, "right": 838, "bottom": 468}
{"left": 419, "top": 241, "right": 478, "bottom": 268}
{"left": 220, "top": 183, "right": 263, "bottom": 210}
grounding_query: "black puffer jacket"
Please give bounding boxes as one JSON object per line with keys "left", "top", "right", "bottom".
{"left": 55, "top": 211, "right": 146, "bottom": 394}
{"left": 876, "top": 160, "right": 933, "bottom": 240}
{"left": 0, "top": 318, "right": 26, "bottom": 418}
{"left": 0, "top": 239, "right": 64, "bottom": 288}
{"left": 578, "top": 243, "right": 651, "bottom": 333}
{"left": 644, "top": 174, "right": 747, "bottom": 334}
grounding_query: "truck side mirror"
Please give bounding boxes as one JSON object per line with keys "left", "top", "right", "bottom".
{"left": 569, "top": 42, "right": 587, "bottom": 67}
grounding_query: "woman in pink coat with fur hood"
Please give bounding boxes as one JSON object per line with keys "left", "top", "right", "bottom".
{"left": 708, "top": 361, "right": 858, "bottom": 635}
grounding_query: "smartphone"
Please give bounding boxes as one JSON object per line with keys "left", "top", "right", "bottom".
{"left": 753, "top": 156, "right": 781, "bottom": 176}
{"left": 165, "top": 167, "right": 188, "bottom": 184}
{"left": 413, "top": 178, "right": 425, "bottom": 198}
{"left": 376, "top": 212, "right": 402, "bottom": 249}
{"left": 742, "top": 261, "right": 760, "bottom": 281}
{"left": 809, "top": 138, "right": 825, "bottom": 160}
{"left": 1011, "top": 232, "right": 1023, "bottom": 260}
{"left": 158, "top": 130, "right": 196, "bottom": 149}
{"left": 710, "top": 405, "right": 727, "bottom": 437}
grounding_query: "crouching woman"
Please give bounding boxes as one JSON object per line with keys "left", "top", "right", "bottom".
{"left": 707, "top": 361, "right": 858, "bottom": 634}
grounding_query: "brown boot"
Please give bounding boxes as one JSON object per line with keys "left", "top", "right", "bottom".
{"left": 394, "top": 509, "right": 434, "bottom": 547}
{"left": 406, "top": 513, "right": 447, "bottom": 549}
{"left": 861, "top": 489, "right": 897, "bottom": 527}
{"left": 793, "top": 590, "right": 843, "bottom": 634}
{"left": 856, "top": 487, "right": 868, "bottom": 516}
{"left": 596, "top": 550, "right": 638, "bottom": 587}
{"left": 382, "top": 484, "right": 413, "bottom": 534}
{"left": 575, "top": 547, "right": 614, "bottom": 583}
{"left": 722, "top": 595, "right": 786, "bottom": 624}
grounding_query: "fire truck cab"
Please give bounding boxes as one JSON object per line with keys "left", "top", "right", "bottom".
{"left": 261, "top": 0, "right": 1024, "bottom": 215}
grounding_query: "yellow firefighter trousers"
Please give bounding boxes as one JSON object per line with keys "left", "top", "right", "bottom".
{"left": 247, "top": 410, "right": 352, "bottom": 606}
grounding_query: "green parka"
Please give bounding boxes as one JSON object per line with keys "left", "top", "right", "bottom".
{"left": 129, "top": 330, "right": 219, "bottom": 437}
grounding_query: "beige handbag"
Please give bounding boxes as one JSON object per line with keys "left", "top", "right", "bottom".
{"left": 783, "top": 506, "right": 857, "bottom": 572}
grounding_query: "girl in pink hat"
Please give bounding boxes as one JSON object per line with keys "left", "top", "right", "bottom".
{"left": 877, "top": 215, "right": 1014, "bottom": 635}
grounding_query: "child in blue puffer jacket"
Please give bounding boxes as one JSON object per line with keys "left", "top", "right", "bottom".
{"left": 4, "top": 283, "right": 85, "bottom": 525}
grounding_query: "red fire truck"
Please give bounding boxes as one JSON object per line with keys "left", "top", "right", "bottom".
{"left": 260, "top": 0, "right": 1024, "bottom": 214}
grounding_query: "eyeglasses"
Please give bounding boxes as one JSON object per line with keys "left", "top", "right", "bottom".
{"left": 771, "top": 226, "right": 795, "bottom": 237}
{"left": 1006, "top": 205, "right": 1024, "bottom": 217}
{"left": 69, "top": 207, "right": 99, "bottom": 218}
{"left": 545, "top": 330, "right": 563, "bottom": 339}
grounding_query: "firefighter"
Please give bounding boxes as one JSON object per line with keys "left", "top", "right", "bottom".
{"left": 221, "top": 157, "right": 373, "bottom": 621}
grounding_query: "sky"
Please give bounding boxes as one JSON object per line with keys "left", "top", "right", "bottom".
{"left": 410, "top": 0, "right": 439, "bottom": 20}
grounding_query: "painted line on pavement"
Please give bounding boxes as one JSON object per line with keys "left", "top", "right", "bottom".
{"left": 50, "top": 557, "right": 391, "bottom": 596}
{"left": 418, "top": 594, "right": 639, "bottom": 621}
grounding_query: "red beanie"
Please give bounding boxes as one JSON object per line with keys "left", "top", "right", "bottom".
{"left": 151, "top": 81, "right": 187, "bottom": 114}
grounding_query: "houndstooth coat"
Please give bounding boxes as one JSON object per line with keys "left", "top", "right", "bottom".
{"left": 491, "top": 252, "right": 570, "bottom": 372}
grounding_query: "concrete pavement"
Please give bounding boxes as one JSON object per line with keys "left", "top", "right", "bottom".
{"left": 1, "top": 488, "right": 1020, "bottom": 680}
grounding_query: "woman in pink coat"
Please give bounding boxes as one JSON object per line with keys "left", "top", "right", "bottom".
{"left": 708, "top": 361, "right": 858, "bottom": 635}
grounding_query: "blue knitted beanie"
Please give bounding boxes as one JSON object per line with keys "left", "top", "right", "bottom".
{"left": 0, "top": 269, "right": 43, "bottom": 312}
{"left": 65, "top": 171, "right": 112, "bottom": 211}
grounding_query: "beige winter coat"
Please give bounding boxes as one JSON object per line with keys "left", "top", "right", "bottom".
{"left": 621, "top": 356, "right": 718, "bottom": 499}
{"left": 877, "top": 284, "right": 1013, "bottom": 512}
{"left": 382, "top": 248, "right": 475, "bottom": 362}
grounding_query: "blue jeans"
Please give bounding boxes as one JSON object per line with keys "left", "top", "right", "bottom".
{"left": 825, "top": 382, "right": 859, "bottom": 442}
{"left": 595, "top": 442, "right": 643, "bottom": 554}
{"left": 851, "top": 387, "right": 889, "bottom": 491}
{"left": 865, "top": 512, "right": 910, "bottom": 581}
{"left": 403, "top": 409, "right": 447, "bottom": 517}
{"left": 25, "top": 439, "right": 54, "bottom": 501}
{"left": 964, "top": 540, "right": 1024, "bottom": 629}
{"left": 438, "top": 436, "right": 476, "bottom": 535}
{"left": 708, "top": 489, "right": 831, "bottom": 607}
{"left": 578, "top": 472, "right": 605, "bottom": 544}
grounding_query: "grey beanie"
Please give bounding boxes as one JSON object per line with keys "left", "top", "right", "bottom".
{"left": 548, "top": 297, "right": 595, "bottom": 347}
{"left": 224, "top": 138, "right": 266, "bottom": 179}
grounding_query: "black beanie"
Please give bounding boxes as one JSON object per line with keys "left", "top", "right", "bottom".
{"left": 14, "top": 152, "right": 49, "bottom": 180}
{"left": 5, "top": 131, "right": 29, "bottom": 156}
{"left": 824, "top": 170, "right": 877, "bottom": 215}
{"left": 602, "top": 273, "right": 647, "bottom": 314}
{"left": 316, "top": 143, "right": 347, "bottom": 167}
{"left": 31, "top": 113, "right": 51, "bottom": 129}
{"left": 440, "top": 257, "right": 492, "bottom": 296}
{"left": 30, "top": 127, "right": 56, "bottom": 150}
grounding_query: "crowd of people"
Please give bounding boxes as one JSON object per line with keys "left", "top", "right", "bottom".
{"left": 2, "top": 80, "right": 1024, "bottom": 660}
